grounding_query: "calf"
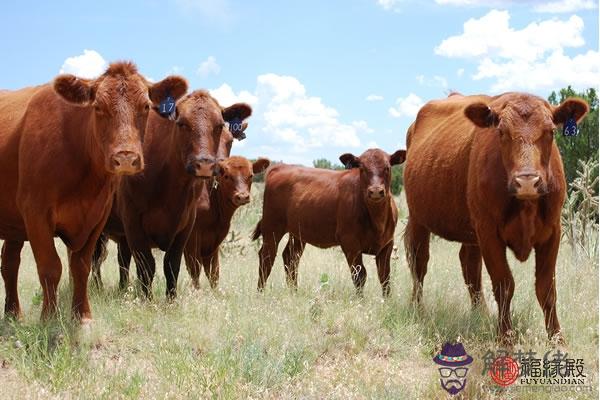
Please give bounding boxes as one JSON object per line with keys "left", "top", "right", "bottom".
{"left": 91, "top": 91, "right": 252, "bottom": 298}
{"left": 184, "top": 157, "right": 270, "bottom": 289}
{"left": 403, "top": 92, "right": 589, "bottom": 343}
{"left": 253, "top": 149, "right": 406, "bottom": 296}
{"left": 0, "top": 62, "right": 187, "bottom": 320}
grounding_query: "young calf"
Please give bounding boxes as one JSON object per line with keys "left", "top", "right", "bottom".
{"left": 253, "top": 148, "right": 406, "bottom": 296}
{"left": 184, "top": 156, "right": 270, "bottom": 289}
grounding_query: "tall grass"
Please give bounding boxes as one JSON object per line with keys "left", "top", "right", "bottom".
{"left": 0, "top": 185, "right": 597, "bottom": 399}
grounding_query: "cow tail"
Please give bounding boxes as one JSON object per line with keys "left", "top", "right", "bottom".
{"left": 252, "top": 220, "right": 262, "bottom": 241}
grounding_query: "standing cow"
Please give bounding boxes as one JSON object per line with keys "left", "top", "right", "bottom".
{"left": 253, "top": 148, "right": 406, "bottom": 296}
{"left": 91, "top": 91, "right": 252, "bottom": 299}
{"left": 184, "top": 156, "right": 270, "bottom": 289}
{"left": 403, "top": 92, "right": 588, "bottom": 343}
{"left": 0, "top": 62, "right": 188, "bottom": 321}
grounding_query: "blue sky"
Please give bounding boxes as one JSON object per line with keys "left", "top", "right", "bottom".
{"left": 1, "top": 0, "right": 598, "bottom": 165}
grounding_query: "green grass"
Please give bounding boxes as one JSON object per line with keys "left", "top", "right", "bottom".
{"left": 0, "top": 185, "right": 597, "bottom": 399}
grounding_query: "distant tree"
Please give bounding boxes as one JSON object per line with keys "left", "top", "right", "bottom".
{"left": 313, "top": 158, "right": 344, "bottom": 170}
{"left": 548, "top": 87, "right": 599, "bottom": 188}
{"left": 390, "top": 165, "right": 404, "bottom": 196}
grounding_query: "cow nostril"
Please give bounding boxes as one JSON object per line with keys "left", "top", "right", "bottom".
{"left": 378, "top": 189, "right": 384, "bottom": 196}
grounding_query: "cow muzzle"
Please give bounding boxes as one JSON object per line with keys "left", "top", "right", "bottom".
{"left": 367, "top": 185, "right": 386, "bottom": 202}
{"left": 110, "top": 151, "right": 143, "bottom": 175}
{"left": 186, "top": 157, "right": 216, "bottom": 179}
{"left": 232, "top": 192, "right": 251, "bottom": 206}
{"left": 512, "top": 173, "right": 542, "bottom": 200}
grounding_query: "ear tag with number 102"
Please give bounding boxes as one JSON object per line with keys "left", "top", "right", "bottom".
{"left": 563, "top": 116, "right": 578, "bottom": 136}
{"left": 159, "top": 95, "right": 176, "bottom": 120}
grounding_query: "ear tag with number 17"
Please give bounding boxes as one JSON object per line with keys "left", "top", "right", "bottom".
{"left": 159, "top": 95, "right": 176, "bottom": 120}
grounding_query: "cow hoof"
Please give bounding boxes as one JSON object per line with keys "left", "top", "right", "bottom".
{"left": 549, "top": 332, "right": 566, "bottom": 347}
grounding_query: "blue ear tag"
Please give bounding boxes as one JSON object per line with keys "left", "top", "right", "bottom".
{"left": 563, "top": 116, "right": 578, "bottom": 136}
{"left": 159, "top": 95, "right": 176, "bottom": 120}
{"left": 228, "top": 117, "right": 246, "bottom": 140}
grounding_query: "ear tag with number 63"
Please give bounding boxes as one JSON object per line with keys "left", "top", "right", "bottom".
{"left": 159, "top": 95, "right": 176, "bottom": 120}
{"left": 563, "top": 116, "right": 578, "bottom": 137}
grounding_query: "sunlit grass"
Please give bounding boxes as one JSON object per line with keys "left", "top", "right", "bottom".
{"left": 0, "top": 186, "right": 597, "bottom": 399}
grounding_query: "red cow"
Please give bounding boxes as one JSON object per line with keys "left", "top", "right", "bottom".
{"left": 0, "top": 62, "right": 187, "bottom": 320}
{"left": 184, "top": 156, "right": 270, "bottom": 289}
{"left": 403, "top": 92, "right": 589, "bottom": 343}
{"left": 90, "top": 91, "right": 252, "bottom": 298}
{"left": 253, "top": 149, "right": 406, "bottom": 296}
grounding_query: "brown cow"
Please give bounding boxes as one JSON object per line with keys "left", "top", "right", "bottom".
{"left": 253, "top": 149, "right": 406, "bottom": 296}
{"left": 403, "top": 92, "right": 589, "bottom": 343}
{"left": 90, "top": 91, "right": 252, "bottom": 298}
{"left": 184, "top": 156, "right": 270, "bottom": 289}
{"left": 0, "top": 62, "right": 188, "bottom": 320}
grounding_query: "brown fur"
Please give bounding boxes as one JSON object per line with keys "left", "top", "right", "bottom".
{"left": 183, "top": 157, "right": 270, "bottom": 289}
{"left": 253, "top": 148, "right": 406, "bottom": 296}
{"left": 0, "top": 62, "right": 188, "bottom": 321}
{"left": 90, "top": 91, "right": 253, "bottom": 298}
{"left": 403, "top": 92, "right": 589, "bottom": 343}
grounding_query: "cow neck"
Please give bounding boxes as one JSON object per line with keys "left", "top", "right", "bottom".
{"left": 210, "top": 181, "right": 238, "bottom": 223}
{"left": 364, "top": 195, "right": 392, "bottom": 236}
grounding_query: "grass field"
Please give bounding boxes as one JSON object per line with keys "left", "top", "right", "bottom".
{"left": 0, "top": 184, "right": 598, "bottom": 399}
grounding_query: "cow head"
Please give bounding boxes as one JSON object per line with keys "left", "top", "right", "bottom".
{"left": 216, "top": 156, "right": 270, "bottom": 206}
{"left": 465, "top": 94, "right": 589, "bottom": 200}
{"left": 172, "top": 91, "right": 252, "bottom": 179}
{"left": 53, "top": 61, "right": 188, "bottom": 175}
{"left": 339, "top": 148, "right": 406, "bottom": 204}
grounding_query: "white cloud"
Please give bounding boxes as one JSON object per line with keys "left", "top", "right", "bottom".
{"left": 435, "top": 10, "right": 599, "bottom": 92}
{"left": 59, "top": 49, "right": 107, "bottom": 79}
{"left": 197, "top": 56, "right": 220, "bottom": 77}
{"left": 534, "top": 0, "right": 597, "bottom": 13}
{"left": 376, "top": 0, "right": 404, "bottom": 11}
{"left": 435, "top": 0, "right": 511, "bottom": 5}
{"left": 389, "top": 93, "right": 424, "bottom": 118}
{"left": 366, "top": 94, "right": 384, "bottom": 102}
{"left": 210, "top": 83, "right": 258, "bottom": 107}
{"left": 211, "top": 74, "right": 368, "bottom": 153}
{"left": 457, "top": 68, "right": 465, "bottom": 77}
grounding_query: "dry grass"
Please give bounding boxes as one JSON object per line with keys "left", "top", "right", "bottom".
{"left": 0, "top": 185, "right": 597, "bottom": 399}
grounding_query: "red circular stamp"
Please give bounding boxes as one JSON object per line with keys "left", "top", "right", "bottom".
{"left": 489, "top": 356, "right": 519, "bottom": 386}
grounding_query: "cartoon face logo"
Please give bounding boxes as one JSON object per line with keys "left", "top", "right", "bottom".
{"left": 433, "top": 342, "right": 473, "bottom": 395}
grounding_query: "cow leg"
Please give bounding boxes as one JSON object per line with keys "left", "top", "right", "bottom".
{"left": 69, "top": 242, "right": 100, "bottom": 321}
{"left": 117, "top": 238, "right": 132, "bottom": 291}
{"left": 203, "top": 252, "right": 220, "bottom": 289}
{"left": 404, "top": 219, "right": 430, "bottom": 304}
{"left": 376, "top": 242, "right": 394, "bottom": 298}
{"left": 342, "top": 248, "right": 367, "bottom": 295}
{"left": 24, "top": 218, "right": 62, "bottom": 319}
{"left": 534, "top": 227, "right": 563, "bottom": 343}
{"left": 282, "top": 236, "right": 305, "bottom": 289}
{"left": 164, "top": 229, "right": 191, "bottom": 300}
{"left": 257, "top": 229, "right": 284, "bottom": 291}
{"left": 131, "top": 244, "right": 155, "bottom": 299}
{"left": 90, "top": 233, "right": 108, "bottom": 290}
{"left": 185, "top": 251, "right": 202, "bottom": 290}
{"left": 459, "top": 244, "right": 487, "bottom": 309}
{"left": 478, "top": 230, "right": 515, "bottom": 344}
{"left": 1, "top": 240, "right": 24, "bottom": 319}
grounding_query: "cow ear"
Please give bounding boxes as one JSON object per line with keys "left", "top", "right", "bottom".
{"left": 465, "top": 102, "right": 499, "bottom": 128}
{"left": 223, "top": 103, "right": 252, "bottom": 140}
{"left": 149, "top": 75, "right": 188, "bottom": 105}
{"left": 53, "top": 75, "right": 95, "bottom": 105}
{"left": 389, "top": 150, "right": 407, "bottom": 165}
{"left": 339, "top": 153, "right": 360, "bottom": 169}
{"left": 553, "top": 97, "right": 589, "bottom": 125}
{"left": 252, "top": 158, "right": 270, "bottom": 174}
